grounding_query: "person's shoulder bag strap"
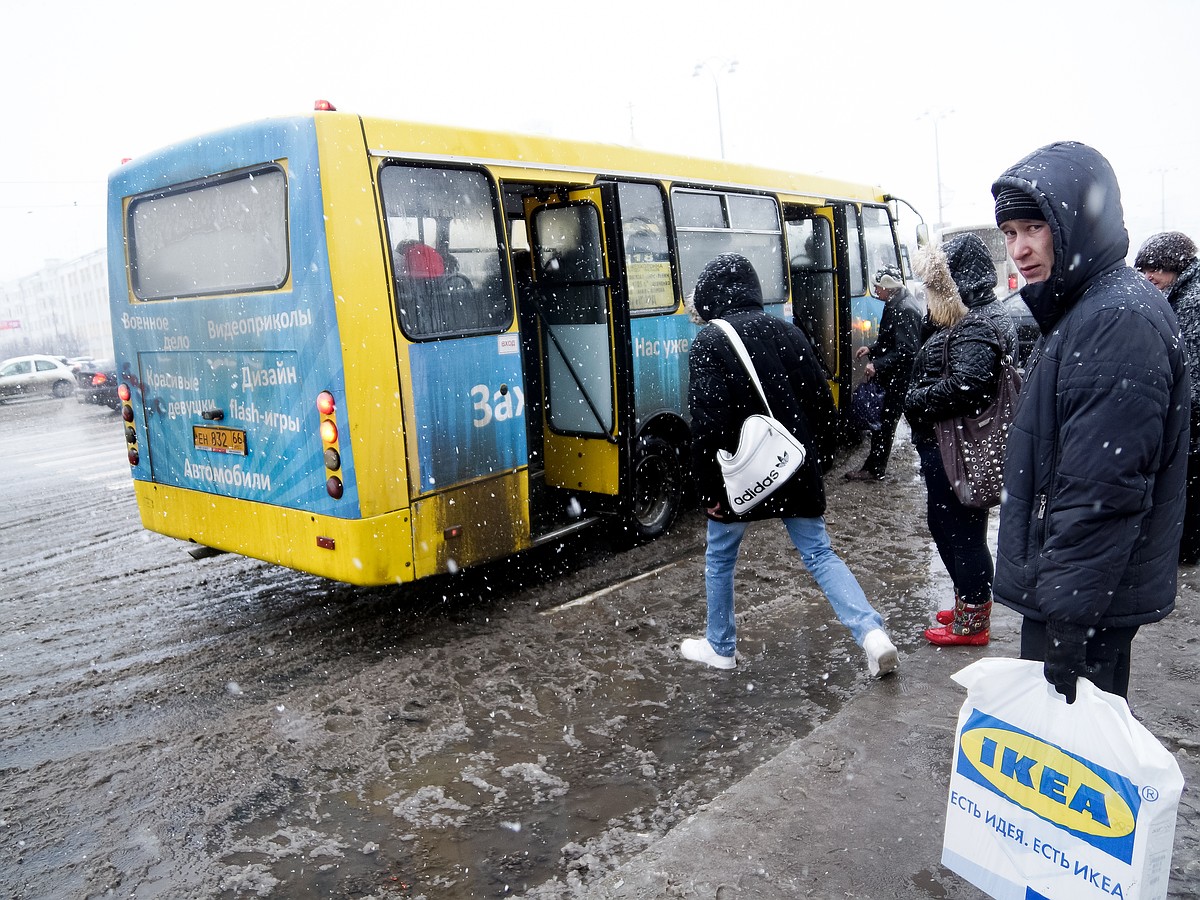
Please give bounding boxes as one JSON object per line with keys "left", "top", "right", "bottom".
{"left": 710, "top": 318, "right": 774, "bottom": 417}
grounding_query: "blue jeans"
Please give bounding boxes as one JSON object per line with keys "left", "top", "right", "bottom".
{"left": 703, "top": 516, "right": 885, "bottom": 656}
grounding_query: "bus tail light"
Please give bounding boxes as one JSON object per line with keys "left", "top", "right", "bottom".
{"left": 120, "top": 383, "right": 138, "bottom": 466}
{"left": 316, "top": 391, "right": 343, "bottom": 499}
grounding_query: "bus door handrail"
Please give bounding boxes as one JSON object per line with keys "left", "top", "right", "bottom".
{"left": 524, "top": 284, "right": 618, "bottom": 444}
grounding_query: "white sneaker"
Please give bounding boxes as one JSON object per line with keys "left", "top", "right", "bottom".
{"left": 680, "top": 637, "right": 736, "bottom": 670}
{"left": 863, "top": 629, "right": 899, "bottom": 678}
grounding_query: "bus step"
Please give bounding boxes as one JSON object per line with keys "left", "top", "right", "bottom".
{"left": 530, "top": 516, "right": 599, "bottom": 547}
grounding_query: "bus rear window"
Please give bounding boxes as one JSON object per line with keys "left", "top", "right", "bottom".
{"left": 127, "top": 167, "right": 289, "bottom": 300}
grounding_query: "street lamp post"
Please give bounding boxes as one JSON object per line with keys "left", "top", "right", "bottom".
{"left": 933, "top": 117, "right": 944, "bottom": 231}
{"left": 694, "top": 58, "right": 737, "bottom": 159}
{"left": 919, "top": 109, "right": 953, "bottom": 233}
{"left": 1159, "top": 169, "right": 1170, "bottom": 230}
{"left": 1151, "top": 167, "right": 1177, "bottom": 230}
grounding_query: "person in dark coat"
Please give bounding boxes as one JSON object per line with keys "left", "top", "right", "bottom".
{"left": 681, "top": 253, "right": 898, "bottom": 676}
{"left": 1135, "top": 231, "right": 1200, "bottom": 564}
{"left": 845, "top": 265, "right": 923, "bottom": 481}
{"left": 993, "top": 142, "right": 1188, "bottom": 703}
{"left": 903, "top": 234, "right": 1018, "bottom": 647}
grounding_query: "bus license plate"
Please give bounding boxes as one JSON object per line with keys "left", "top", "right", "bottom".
{"left": 193, "top": 425, "right": 247, "bottom": 455}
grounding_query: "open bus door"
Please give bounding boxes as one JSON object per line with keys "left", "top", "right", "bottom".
{"left": 523, "top": 186, "right": 627, "bottom": 523}
{"left": 784, "top": 205, "right": 855, "bottom": 400}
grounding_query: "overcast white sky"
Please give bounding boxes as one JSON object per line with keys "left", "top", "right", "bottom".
{"left": 3, "top": 0, "right": 1197, "bottom": 283}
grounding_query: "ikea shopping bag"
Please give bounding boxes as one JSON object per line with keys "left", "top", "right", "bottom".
{"left": 943, "top": 658, "right": 1182, "bottom": 900}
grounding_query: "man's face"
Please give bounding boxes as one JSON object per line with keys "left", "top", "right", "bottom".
{"left": 1139, "top": 268, "right": 1179, "bottom": 293}
{"left": 1001, "top": 219, "right": 1054, "bottom": 284}
{"left": 873, "top": 284, "right": 894, "bottom": 301}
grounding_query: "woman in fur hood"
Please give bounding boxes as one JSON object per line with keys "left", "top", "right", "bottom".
{"left": 903, "top": 233, "right": 1018, "bottom": 646}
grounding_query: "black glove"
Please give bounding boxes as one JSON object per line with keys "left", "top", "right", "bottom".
{"left": 1043, "top": 620, "right": 1091, "bottom": 704}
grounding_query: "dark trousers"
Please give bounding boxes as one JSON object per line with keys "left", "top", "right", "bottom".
{"left": 862, "top": 383, "right": 907, "bottom": 477}
{"left": 915, "top": 436, "right": 993, "bottom": 605}
{"left": 1180, "top": 452, "right": 1200, "bottom": 564}
{"left": 1020, "top": 618, "right": 1140, "bottom": 699}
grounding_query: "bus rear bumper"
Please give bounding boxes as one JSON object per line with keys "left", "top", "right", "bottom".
{"left": 133, "top": 481, "right": 416, "bottom": 586}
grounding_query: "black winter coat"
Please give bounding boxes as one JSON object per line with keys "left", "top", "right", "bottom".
{"left": 868, "top": 287, "right": 923, "bottom": 389}
{"left": 1166, "top": 259, "right": 1200, "bottom": 451}
{"left": 991, "top": 142, "right": 1189, "bottom": 630}
{"left": 904, "top": 292, "right": 1018, "bottom": 442}
{"left": 689, "top": 306, "right": 838, "bottom": 521}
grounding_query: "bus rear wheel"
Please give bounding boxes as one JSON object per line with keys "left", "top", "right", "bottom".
{"left": 627, "top": 436, "right": 682, "bottom": 541}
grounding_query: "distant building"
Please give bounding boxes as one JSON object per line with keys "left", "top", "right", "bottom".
{"left": 0, "top": 248, "right": 113, "bottom": 362}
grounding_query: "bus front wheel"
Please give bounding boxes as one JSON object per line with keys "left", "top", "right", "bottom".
{"left": 627, "top": 436, "right": 682, "bottom": 541}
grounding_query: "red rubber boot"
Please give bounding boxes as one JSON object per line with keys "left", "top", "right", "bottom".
{"left": 925, "top": 600, "right": 991, "bottom": 646}
{"left": 935, "top": 592, "right": 958, "bottom": 625}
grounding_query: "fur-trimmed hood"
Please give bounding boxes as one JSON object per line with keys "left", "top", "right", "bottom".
{"left": 914, "top": 245, "right": 967, "bottom": 327}
{"left": 914, "top": 232, "right": 998, "bottom": 327}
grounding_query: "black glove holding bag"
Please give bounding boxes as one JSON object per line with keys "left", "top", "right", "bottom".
{"left": 1043, "top": 620, "right": 1091, "bottom": 704}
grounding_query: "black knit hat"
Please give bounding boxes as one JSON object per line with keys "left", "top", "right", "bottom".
{"left": 1134, "top": 231, "right": 1198, "bottom": 273}
{"left": 994, "top": 187, "right": 1045, "bottom": 227}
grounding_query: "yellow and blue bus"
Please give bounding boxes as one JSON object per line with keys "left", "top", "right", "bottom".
{"left": 106, "top": 104, "right": 920, "bottom": 586}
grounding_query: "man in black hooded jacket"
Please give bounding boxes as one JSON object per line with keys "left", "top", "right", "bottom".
{"left": 846, "top": 265, "right": 922, "bottom": 481}
{"left": 992, "top": 142, "right": 1189, "bottom": 703}
{"left": 680, "top": 253, "right": 899, "bottom": 677}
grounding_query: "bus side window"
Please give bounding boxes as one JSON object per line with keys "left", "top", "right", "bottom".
{"left": 786, "top": 216, "right": 836, "bottom": 374}
{"left": 843, "top": 205, "right": 866, "bottom": 297}
{"left": 610, "top": 180, "right": 677, "bottom": 313}
{"left": 532, "top": 203, "right": 608, "bottom": 326}
{"left": 862, "top": 205, "right": 900, "bottom": 282}
{"left": 672, "top": 189, "right": 785, "bottom": 303}
{"left": 380, "top": 163, "right": 511, "bottom": 339}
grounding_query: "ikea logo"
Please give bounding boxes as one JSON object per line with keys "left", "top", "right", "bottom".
{"left": 957, "top": 711, "right": 1141, "bottom": 863}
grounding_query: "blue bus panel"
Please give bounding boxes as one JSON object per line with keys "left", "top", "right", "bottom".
{"left": 108, "top": 117, "right": 358, "bottom": 517}
{"left": 408, "top": 333, "right": 528, "bottom": 492}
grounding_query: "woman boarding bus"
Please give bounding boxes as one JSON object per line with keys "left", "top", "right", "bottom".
{"left": 107, "top": 103, "right": 919, "bottom": 586}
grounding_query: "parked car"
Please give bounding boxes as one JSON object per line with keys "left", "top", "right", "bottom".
{"left": 74, "top": 359, "right": 121, "bottom": 410}
{"left": 0, "top": 354, "right": 77, "bottom": 400}
{"left": 66, "top": 355, "right": 100, "bottom": 373}
{"left": 1002, "top": 292, "right": 1040, "bottom": 369}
